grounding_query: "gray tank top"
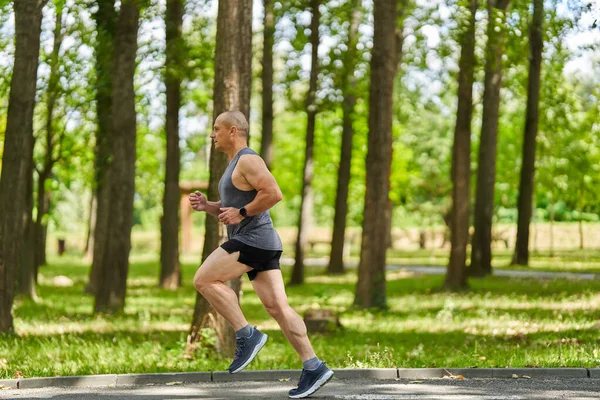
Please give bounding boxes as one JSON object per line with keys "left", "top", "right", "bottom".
{"left": 218, "top": 147, "right": 283, "bottom": 251}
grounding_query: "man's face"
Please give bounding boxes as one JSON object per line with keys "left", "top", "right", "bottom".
{"left": 210, "top": 118, "right": 231, "bottom": 152}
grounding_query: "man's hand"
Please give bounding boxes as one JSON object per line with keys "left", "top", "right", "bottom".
{"left": 218, "top": 207, "right": 245, "bottom": 225}
{"left": 189, "top": 191, "right": 208, "bottom": 212}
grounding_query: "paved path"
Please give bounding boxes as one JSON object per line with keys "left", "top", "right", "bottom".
{"left": 280, "top": 257, "right": 599, "bottom": 280}
{"left": 3, "top": 378, "right": 600, "bottom": 400}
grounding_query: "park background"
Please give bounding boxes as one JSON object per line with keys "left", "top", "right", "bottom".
{"left": 0, "top": 0, "right": 599, "bottom": 380}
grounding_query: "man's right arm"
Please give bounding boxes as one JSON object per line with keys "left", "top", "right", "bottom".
{"left": 189, "top": 191, "right": 222, "bottom": 218}
{"left": 203, "top": 200, "right": 222, "bottom": 218}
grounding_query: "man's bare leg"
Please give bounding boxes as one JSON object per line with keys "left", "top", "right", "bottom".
{"left": 251, "top": 270, "right": 316, "bottom": 361}
{"left": 193, "top": 247, "right": 252, "bottom": 331}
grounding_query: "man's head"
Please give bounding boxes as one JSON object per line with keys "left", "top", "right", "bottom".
{"left": 211, "top": 111, "right": 249, "bottom": 152}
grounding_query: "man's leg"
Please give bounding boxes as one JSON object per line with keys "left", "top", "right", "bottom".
{"left": 193, "top": 247, "right": 252, "bottom": 331}
{"left": 251, "top": 270, "right": 316, "bottom": 361}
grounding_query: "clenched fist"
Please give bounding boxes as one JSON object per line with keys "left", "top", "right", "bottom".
{"left": 189, "top": 191, "right": 208, "bottom": 211}
{"left": 218, "top": 207, "right": 245, "bottom": 225}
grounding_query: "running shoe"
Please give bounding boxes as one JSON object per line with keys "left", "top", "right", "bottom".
{"left": 288, "top": 362, "right": 334, "bottom": 398}
{"left": 228, "top": 327, "right": 268, "bottom": 374}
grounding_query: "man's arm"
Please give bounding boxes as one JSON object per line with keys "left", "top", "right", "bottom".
{"left": 238, "top": 155, "right": 283, "bottom": 216}
{"left": 217, "top": 155, "right": 283, "bottom": 225}
{"left": 189, "top": 191, "right": 222, "bottom": 218}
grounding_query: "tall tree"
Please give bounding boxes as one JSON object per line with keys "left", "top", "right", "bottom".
{"left": 290, "top": 0, "right": 320, "bottom": 285}
{"left": 159, "top": 0, "right": 184, "bottom": 289}
{"left": 327, "top": 0, "right": 361, "bottom": 275}
{"left": 0, "top": 0, "right": 47, "bottom": 331}
{"left": 260, "top": 0, "right": 275, "bottom": 169}
{"left": 512, "top": 0, "right": 544, "bottom": 266}
{"left": 354, "top": 0, "right": 397, "bottom": 308}
{"left": 446, "top": 0, "right": 478, "bottom": 290}
{"left": 18, "top": 141, "right": 36, "bottom": 300}
{"left": 470, "top": 0, "right": 510, "bottom": 277}
{"left": 188, "top": 0, "right": 253, "bottom": 355}
{"left": 87, "top": 0, "right": 117, "bottom": 294}
{"left": 94, "top": 0, "right": 140, "bottom": 313}
{"left": 35, "top": 1, "right": 66, "bottom": 273}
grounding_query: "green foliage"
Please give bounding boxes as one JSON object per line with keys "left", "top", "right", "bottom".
{"left": 1, "top": 0, "right": 599, "bottom": 236}
{"left": 3, "top": 256, "right": 600, "bottom": 378}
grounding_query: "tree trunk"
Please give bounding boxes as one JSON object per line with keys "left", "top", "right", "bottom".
{"left": 94, "top": 0, "right": 140, "bottom": 314}
{"left": 159, "top": 0, "right": 184, "bottom": 289}
{"left": 84, "top": 193, "right": 96, "bottom": 261}
{"left": 260, "top": 0, "right": 275, "bottom": 169}
{"left": 354, "top": 0, "right": 397, "bottom": 309}
{"left": 35, "top": 3, "right": 65, "bottom": 273}
{"left": 0, "top": 0, "right": 46, "bottom": 332}
{"left": 470, "top": 0, "right": 509, "bottom": 277}
{"left": 18, "top": 146, "right": 37, "bottom": 300}
{"left": 446, "top": 0, "right": 477, "bottom": 291}
{"left": 188, "top": 0, "right": 253, "bottom": 357}
{"left": 87, "top": 0, "right": 117, "bottom": 294}
{"left": 290, "top": 0, "right": 320, "bottom": 286}
{"left": 328, "top": 0, "right": 361, "bottom": 275}
{"left": 512, "top": 0, "right": 543, "bottom": 266}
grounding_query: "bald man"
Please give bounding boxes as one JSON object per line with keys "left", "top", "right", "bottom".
{"left": 189, "top": 111, "right": 333, "bottom": 398}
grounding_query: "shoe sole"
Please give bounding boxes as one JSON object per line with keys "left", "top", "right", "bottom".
{"left": 229, "top": 333, "right": 268, "bottom": 374}
{"left": 288, "top": 369, "right": 334, "bottom": 399}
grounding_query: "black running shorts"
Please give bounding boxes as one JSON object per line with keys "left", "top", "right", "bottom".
{"left": 220, "top": 239, "right": 282, "bottom": 281}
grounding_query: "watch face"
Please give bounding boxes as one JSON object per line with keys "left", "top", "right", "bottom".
{"left": 240, "top": 207, "right": 247, "bottom": 217}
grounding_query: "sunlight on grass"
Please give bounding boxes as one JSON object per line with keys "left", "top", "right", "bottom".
{"left": 2, "top": 257, "right": 600, "bottom": 379}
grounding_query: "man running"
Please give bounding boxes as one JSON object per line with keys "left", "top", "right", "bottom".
{"left": 189, "top": 111, "right": 333, "bottom": 399}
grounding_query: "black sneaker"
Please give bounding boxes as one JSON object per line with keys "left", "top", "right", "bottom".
{"left": 227, "top": 327, "right": 268, "bottom": 374}
{"left": 288, "top": 362, "right": 334, "bottom": 399}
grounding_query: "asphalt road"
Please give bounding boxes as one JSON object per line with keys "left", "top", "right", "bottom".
{"left": 2, "top": 378, "right": 599, "bottom": 400}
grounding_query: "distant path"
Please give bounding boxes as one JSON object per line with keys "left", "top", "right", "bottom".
{"left": 281, "top": 257, "right": 598, "bottom": 280}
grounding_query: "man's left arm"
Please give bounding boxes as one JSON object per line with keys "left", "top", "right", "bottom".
{"left": 218, "top": 155, "right": 282, "bottom": 225}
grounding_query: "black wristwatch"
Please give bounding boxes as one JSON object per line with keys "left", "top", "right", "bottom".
{"left": 239, "top": 207, "right": 247, "bottom": 217}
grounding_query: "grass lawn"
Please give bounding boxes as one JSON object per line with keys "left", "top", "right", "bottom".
{"left": 2, "top": 255, "right": 599, "bottom": 379}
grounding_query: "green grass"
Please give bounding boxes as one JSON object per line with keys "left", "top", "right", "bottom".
{"left": 2, "top": 255, "right": 600, "bottom": 379}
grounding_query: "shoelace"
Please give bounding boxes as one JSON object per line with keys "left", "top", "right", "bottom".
{"left": 234, "top": 336, "right": 247, "bottom": 358}
{"left": 296, "top": 369, "right": 307, "bottom": 386}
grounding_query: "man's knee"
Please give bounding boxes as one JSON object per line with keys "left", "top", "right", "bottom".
{"left": 193, "top": 270, "right": 213, "bottom": 293}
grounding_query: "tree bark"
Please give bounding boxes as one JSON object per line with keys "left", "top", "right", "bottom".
{"left": 446, "top": 0, "right": 477, "bottom": 291}
{"left": 188, "top": 0, "right": 253, "bottom": 357}
{"left": 290, "top": 0, "right": 320, "bottom": 286}
{"left": 84, "top": 193, "right": 96, "bottom": 261}
{"left": 260, "top": 0, "right": 275, "bottom": 169}
{"left": 35, "top": 3, "right": 65, "bottom": 273}
{"left": 470, "top": 0, "right": 510, "bottom": 277}
{"left": 0, "top": 0, "right": 46, "bottom": 332}
{"left": 87, "top": 0, "right": 117, "bottom": 294}
{"left": 18, "top": 142, "right": 37, "bottom": 300}
{"left": 512, "top": 0, "right": 543, "bottom": 266}
{"left": 159, "top": 0, "right": 184, "bottom": 289}
{"left": 354, "top": 0, "right": 397, "bottom": 309}
{"left": 328, "top": 0, "right": 361, "bottom": 275}
{"left": 94, "top": 0, "right": 140, "bottom": 313}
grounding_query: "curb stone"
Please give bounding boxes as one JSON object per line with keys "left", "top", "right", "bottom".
{"left": 0, "top": 379, "right": 18, "bottom": 389}
{"left": 586, "top": 368, "right": 599, "bottom": 379}
{"left": 213, "top": 370, "right": 301, "bottom": 382}
{"left": 116, "top": 372, "right": 211, "bottom": 386}
{"left": 332, "top": 368, "right": 397, "bottom": 380}
{"left": 18, "top": 374, "right": 118, "bottom": 389}
{"left": 5, "top": 368, "right": 598, "bottom": 390}
{"left": 491, "top": 368, "right": 588, "bottom": 379}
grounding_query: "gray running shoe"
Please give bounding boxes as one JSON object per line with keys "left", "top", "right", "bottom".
{"left": 288, "top": 362, "right": 334, "bottom": 398}
{"left": 228, "top": 327, "right": 268, "bottom": 374}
